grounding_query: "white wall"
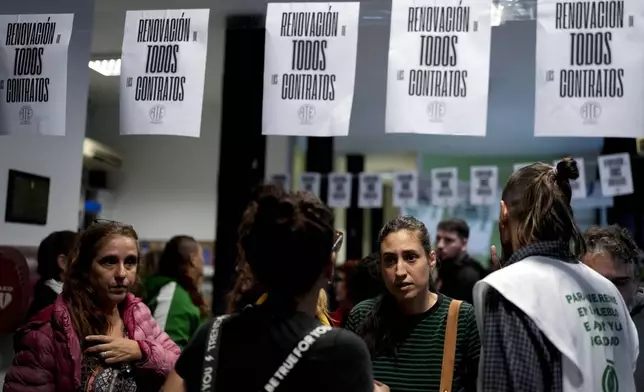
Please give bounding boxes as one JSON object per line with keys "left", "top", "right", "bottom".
{"left": 0, "top": 0, "right": 94, "bottom": 247}
{"left": 87, "top": 93, "right": 223, "bottom": 241}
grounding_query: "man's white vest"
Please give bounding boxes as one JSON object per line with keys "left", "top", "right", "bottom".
{"left": 473, "top": 256, "right": 639, "bottom": 392}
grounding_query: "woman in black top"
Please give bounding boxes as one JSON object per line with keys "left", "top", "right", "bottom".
{"left": 163, "top": 186, "right": 377, "bottom": 392}
{"left": 26, "top": 230, "right": 77, "bottom": 319}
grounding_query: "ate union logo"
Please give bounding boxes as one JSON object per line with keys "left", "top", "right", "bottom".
{"left": 0, "top": 286, "right": 14, "bottom": 310}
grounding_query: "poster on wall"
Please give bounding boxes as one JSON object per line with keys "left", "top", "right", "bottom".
{"left": 430, "top": 167, "right": 458, "bottom": 206}
{"left": 327, "top": 172, "right": 352, "bottom": 208}
{"left": 393, "top": 172, "right": 418, "bottom": 208}
{"left": 385, "top": 0, "right": 492, "bottom": 136}
{"left": 597, "top": 153, "right": 634, "bottom": 197}
{"left": 262, "top": 2, "right": 360, "bottom": 137}
{"left": 534, "top": 1, "right": 644, "bottom": 137}
{"left": 469, "top": 166, "right": 498, "bottom": 205}
{"left": 0, "top": 14, "right": 74, "bottom": 136}
{"left": 120, "top": 9, "right": 210, "bottom": 137}
{"left": 299, "top": 172, "right": 321, "bottom": 197}
{"left": 553, "top": 157, "right": 587, "bottom": 199}
{"left": 358, "top": 173, "right": 383, "bottom": 208}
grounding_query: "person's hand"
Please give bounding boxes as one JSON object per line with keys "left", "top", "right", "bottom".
{"left": 85, "top": 335, "right": 143, "bottom": 364}
{"left": 374, "top": 380, "right": 390, "bottom": 392}
{"left": 489, "top": 245, "right": 500, "bottom": 271}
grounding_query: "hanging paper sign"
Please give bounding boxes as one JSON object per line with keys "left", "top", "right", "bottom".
{"left": 470, "top": 166, "right": 498, "bottom": 205}
{"left": 358, "top": 173, "right": 383, "bottom": 208}
{"left": 385, "top": 0, "right": 492, "bottom": 136}
{"left": 534, "top": 1, "right": 644, "bottom": 137}
{"left": 393, "top": 172, "right": 418, "bottom": 208}
{"left": 430, "top": 167, "right": 458, "bottom": 206}
{"left": 597, "top": 153, "right": 634, "bottom": 197}
{"left": 327, "top": 172, "right": 352, "bottom": 208}
{"left": 262, "top": 2, "right": 360, "bottom": 136}
{"left": 553, "top": 157, "right": 587, "bottom": 199}
{"left": 513, "top": 162, "right": 532, "bottom": 173}
{"left": 299, "top": 172, "right": 321, "bottom": 196}
{"left": 268, "top": 173, "right": 291, "bottom": 191}
{"left": 0, "top": 14, "right": 74, "bottom": 136}
{"left": 120, "top": 9, "right": 210, "bottom": 137}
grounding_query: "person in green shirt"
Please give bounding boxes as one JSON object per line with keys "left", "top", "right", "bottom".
{"left": 143, "top": 235, "right": 210, "bottom": 349}
{"left": 346, "top": 216, "right": 480, "bottom": 392}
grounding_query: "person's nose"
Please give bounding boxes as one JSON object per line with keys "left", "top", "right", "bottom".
{"left": 436, "top": 239, "right": 445, "bottom": 250}
{"left": 394, "top": 258, "right": 407, "bottom": 278}
{"left": 114, "top": 263, "right": 126, "bottom": 280}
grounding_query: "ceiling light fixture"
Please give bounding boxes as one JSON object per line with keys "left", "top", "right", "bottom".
{"left": 88, "top": 59, "right": 121, "bottom": 77}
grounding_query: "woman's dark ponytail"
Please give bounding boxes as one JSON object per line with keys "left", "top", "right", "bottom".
{"left": 356, "top": 293, "right": 401, "bottom": 358}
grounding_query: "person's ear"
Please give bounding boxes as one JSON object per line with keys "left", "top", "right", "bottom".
{"left": 499, "top": 200, "right": 509, "bottom": 224}
{"left": 57, "top": 254, "right": 66, "bottom": 273}
{"left": 189, "top": 253, "right": 199, "bottom": 268}
{"left": 461, "top": 237, "right": 469, "bottom": 252}
{"left": 428, "top": 250, "right": 437, "bottom": 269}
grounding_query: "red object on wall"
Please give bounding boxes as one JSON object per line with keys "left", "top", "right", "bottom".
{"left": 0, "top": 246, "right": 31, "bottom": 333}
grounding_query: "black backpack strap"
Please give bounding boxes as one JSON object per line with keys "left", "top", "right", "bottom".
{"left": 200, "top": 315, "right": 230, "bottom": 392}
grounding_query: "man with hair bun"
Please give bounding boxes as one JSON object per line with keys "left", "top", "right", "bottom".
{"left": 474, "top": 158, "right": 638, "bottom": 392}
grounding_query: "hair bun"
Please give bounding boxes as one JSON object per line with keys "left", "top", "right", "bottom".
{"left": 255, "top": 194, "right": 290, "bottom": 223}
{"left": 555, "top": 157, "right": 580, "bottom": 182}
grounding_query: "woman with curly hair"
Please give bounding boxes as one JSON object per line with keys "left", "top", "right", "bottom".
{"left": 164, "top": 185, "right": 378, "bottom": 392}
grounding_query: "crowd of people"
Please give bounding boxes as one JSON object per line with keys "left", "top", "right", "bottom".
{"left": 2, "top": 157, "right": 643, "bottom": 392}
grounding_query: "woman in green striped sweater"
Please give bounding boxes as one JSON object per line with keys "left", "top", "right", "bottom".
{"left": 346, "top": 216, "right": 480, "bottom": 392}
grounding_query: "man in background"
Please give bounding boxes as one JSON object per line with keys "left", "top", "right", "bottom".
{"left": 435, "top": 219, "right": 487, "bottom": 304}
{"left": 583, "top": 225, "right": 644, "bottom": 389}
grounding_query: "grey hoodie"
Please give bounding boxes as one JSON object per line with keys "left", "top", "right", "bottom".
{"left": 630, "top": 287, "right": 644, "bottom": 390}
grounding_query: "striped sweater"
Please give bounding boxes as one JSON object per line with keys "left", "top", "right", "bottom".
{"left": 345, "top": 294, "right": 480, "bottom": 392}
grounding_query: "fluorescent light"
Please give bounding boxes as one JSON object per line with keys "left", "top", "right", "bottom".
{"left": 88, "top": 59, "right": 121, "bottom": 76}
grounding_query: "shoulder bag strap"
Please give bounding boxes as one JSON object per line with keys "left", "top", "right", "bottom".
{"left": 262, "top": 324, "right": 333, "bottom": 392}
{"left": 439, "top": 300, "right": 462, "bottom": 392}
{"left": 201, "top": 314, "right": 231, "bottom": 392}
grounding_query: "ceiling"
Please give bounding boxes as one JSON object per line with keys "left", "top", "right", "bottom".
{"left": 87, "top": 0, "right": 603, "bottom": 156}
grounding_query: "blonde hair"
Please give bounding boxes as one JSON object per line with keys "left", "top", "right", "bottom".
{"left": 316, "top": 289, "right": 332, "bottom": 326}
{"left": 255, "top": 289, "right": 332, "bottom": 326}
